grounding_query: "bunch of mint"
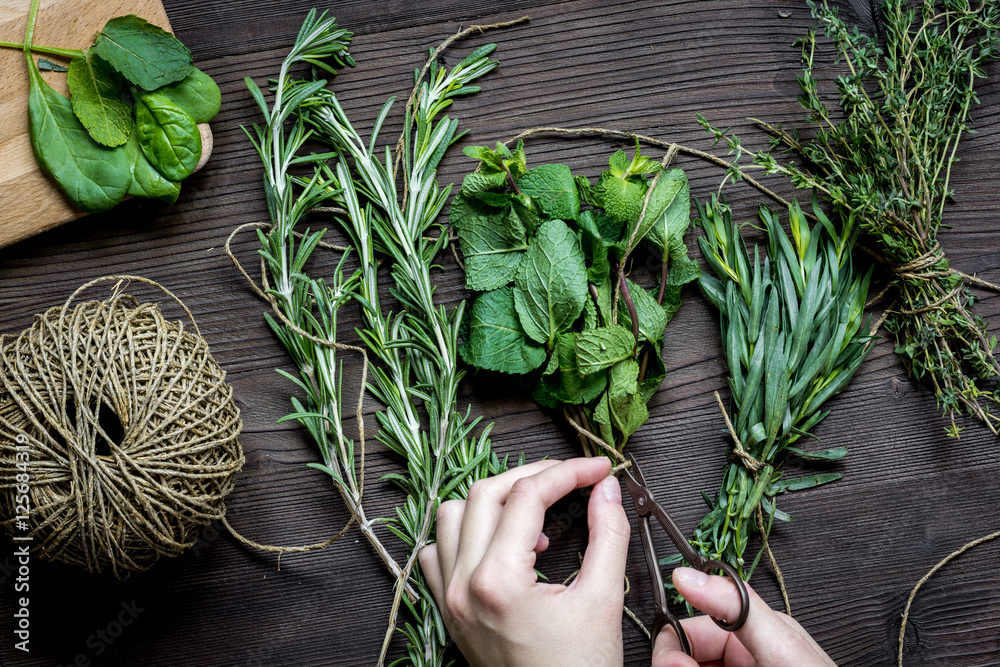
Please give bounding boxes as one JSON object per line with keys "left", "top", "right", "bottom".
{"left": 451, "top": 142, "right": 700, "bottom": 452}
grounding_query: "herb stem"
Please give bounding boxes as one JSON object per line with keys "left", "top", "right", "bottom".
{"left": 1, "top": 40, "right": 83, "bottom": 58}
{"left": 619, "top": 269, "right": 640, "bottom": 346}
{"left": 22, "top": 0, "right": 40, "bottom": 52}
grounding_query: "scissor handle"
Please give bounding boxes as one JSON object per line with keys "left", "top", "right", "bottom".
{"left": 693, "top": 558, "right": 750, "bottom": 632}
{"left": 652, "top": 611, "right": 691, "bottom": 657}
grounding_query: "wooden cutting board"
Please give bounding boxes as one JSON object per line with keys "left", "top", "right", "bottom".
{"left": 0, "top": 0, "right": 173, "bottom": 249}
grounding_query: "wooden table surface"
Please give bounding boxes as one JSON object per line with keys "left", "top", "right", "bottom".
{"left": 2, "top": 1, "right": 999, "bottom": 665}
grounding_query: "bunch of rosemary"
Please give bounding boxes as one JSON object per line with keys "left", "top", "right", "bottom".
{"left": 237, "top": 10, "right": 517, "bottom": 665}
{"left": 721, "top": 0, "right": 1000, "bottom": 436}
{"left": 686, "top": 195, "right": 873, "bottom": 584}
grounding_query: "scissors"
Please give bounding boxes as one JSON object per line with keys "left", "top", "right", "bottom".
{"left": 623, "top": 454, "right": 750, "bottom": 656}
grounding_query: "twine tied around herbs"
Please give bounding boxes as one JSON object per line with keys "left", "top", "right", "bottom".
{"left": 0, "top": 277, "right": 244, "bottom": 578}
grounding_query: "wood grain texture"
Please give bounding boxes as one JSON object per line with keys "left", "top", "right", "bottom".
{"left": 0, "top": 0, "right": 172, "bottom": 248}
{"left": 1, "top": 1, "right": 999, "bottom": 665}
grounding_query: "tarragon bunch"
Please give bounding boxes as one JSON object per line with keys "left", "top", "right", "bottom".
{"left": 711, "top": 0, "right": 1000, "bottom": 436}
{"left": 691, "top": 195, "right": 873, "bottom": 578}
{"left": 452, "top": 142, "right": 700, "bottom": 456}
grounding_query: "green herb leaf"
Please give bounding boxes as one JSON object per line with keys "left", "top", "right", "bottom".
{"left": 135, "top": 90, "right": 201, "bottom": 181}
{"left": 535, "top": 332, "right": 608, "bottom": 406}
{"left": 594, "top": 171, "right": 647, "bottom": 226}
{"left": 123, "top": 126, "right": 180, "bottom": 204}
{"left": 785, "top": 446, "right": 847, "bottom": 460}
{"left": 155, "top": 68, "right": 221, "bottom": 123}
{"left": 450, "top": 194, "right": 528, "bottom": 291}
{"left": 514, "top": 219, "right": 587, "bottom": 346}
{"left": 66, "top": 50, "right": 132, "bottom": 147}
{"left": 608, "top": 359, "right": 648, "bottom": 439}
{"left": 626, "top": 278, "right": 669, "bottom": 344}
{"left": 460, "top": 287, "right": 546, "bottom": 374}
{"left": 576, "top": 326, "right": 636, "bottom": 375}
{"left": 769, "top": 473, "right": 842, "bottom": 494}
{"left": 93, "top": 15, "right": 193, "bottom": 91}
{"left": 26, "top": 58, "right": 130, "bottom": 212}
{"left": 517, "top": 163, "right": 580, "bottom": 220}
{"left": 643, "top": 168, "right": 690, "bottom": 259}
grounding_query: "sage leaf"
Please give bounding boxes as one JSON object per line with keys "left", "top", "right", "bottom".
{"left": 156, "top": 68, "right": 221, "bottom": 123}
{"left": 460, "top": 287, "right": 546, "bottom": 374}
{"left": 135, "top": 91, "right": 201, "bottom": 181}
{"left": 124, "top": 127, "right": 180, "bottom": 204}
{"left": 93, "top": 15, "right": 193, "bottom": 91}
{"left": 576, "top": 326, "right": 636, "bottom": 375}
{"left": 514, "top": 219, "right": 587, "bottom": 346}
{"left": 450, "top": 194, "right": 528, "bottom": 291}
{"left": 517, "top": 163, "right": 580, "bottom": 220}
{"left": 643, "top": 168, "right": 690, "bottom": 260}
{"left": 26, "top": 57, "right": 130, "bottom": 212}
{"left": 66, "top": 50, "right": 132, "bottom": 147}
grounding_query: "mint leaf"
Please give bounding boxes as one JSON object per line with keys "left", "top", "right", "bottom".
{"left": 595, "top": 171, "right": 647, "bottom": 226}
{"left": 514, "top": 219, "right": 587, "bottom": 346}
{"left": 576, "top": 326, "right": 636, "bottom": 375}
{"left": 644, "top": 169, "right": 691, "bottom": 260}
{"left": 156, "top": 68, "right": 221, "bottom": 123}
{"left": 593, "top": 391, "right": 615, "bottom": 445}
{"left": 460, "top": 287, "right": 546, "bottom": 374}
{"left": 536, "top": 332, "right": 608, "bottom": 405}
{"left": 518, "top": 164, "right": 580, "bottom": 220}
{"left": 626, "top": 278, "right": 669, "bottom": 344}
{"left": 608, "top": 359, "right": 648, "bottom": 439}
{"left": 450, "top": 194, "right": 527, "bottom": 291}
{"left": 93, "top": 15, "right": 193, "bottom": 91}
{"left": 66, "top": 50, "right": 132, "bottom": 147}
{"left": 628, "top": 167, "right": 688, "bottom": 255}
{"left": 638, "top": 349, "right": 666, "bottom": 402}
{"left": 578, "top": 210, "right": 612, "bottom": 285}
{"left": 462, "top": 170, "right": 507, "bottom": 195}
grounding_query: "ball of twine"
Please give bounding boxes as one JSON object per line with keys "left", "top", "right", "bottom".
{"left": 0, "top": 277, "right": 243, "bottom": 578}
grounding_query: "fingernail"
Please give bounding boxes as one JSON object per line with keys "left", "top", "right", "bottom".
{"left": 674, "top": 567, "right": 709, "bottom": 587}
{"left": 601, "top": 476, "right": 621, "bottom": 503}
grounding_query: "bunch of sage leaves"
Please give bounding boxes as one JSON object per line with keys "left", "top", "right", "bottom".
{"left": 9, "top": 0, "right": 221, "bottom": 212}
{"left": 452, "top": 141, "right": 700, "bottom": 457}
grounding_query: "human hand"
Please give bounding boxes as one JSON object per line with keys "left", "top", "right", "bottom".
{"left": 418, "top": 457, "right": 631, "bottom": 667}
{"left": 653, "top": 567, "right": 837, "bottom": 666}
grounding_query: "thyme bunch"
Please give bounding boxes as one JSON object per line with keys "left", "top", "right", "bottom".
{"left": 685, "top": 195, "right": 873, "bottom": 585}
{"left": 708, "top": 0, "right": 1000, "bottom": 436}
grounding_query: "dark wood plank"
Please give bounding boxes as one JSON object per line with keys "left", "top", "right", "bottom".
{"left": 1, "top": 1, "right": 999, "bottom": 665}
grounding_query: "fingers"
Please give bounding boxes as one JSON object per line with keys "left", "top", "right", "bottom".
{"left": 672, "top": 568, "right": 832, "bottom": 665}
{"left": 435, "top": 499, "right": 464, "bottom": 584}
{"left": 484, "top": 457, "right": 612, "bottom": 570}
{"left": 418, "top": 544, "right": 447, "bottom": 622}
{"left": 452, "top": 460, "right": 560, "bottom": 583}
{"left": 572, "top": 475, "right": 630, "bottom": 604}
{"left": 652, "top": 615, "right": 754, "bottom": 667}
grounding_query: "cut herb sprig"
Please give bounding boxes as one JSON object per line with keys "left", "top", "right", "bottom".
{"left": 703, "top": 0, "right": 1000, "bottom": 437}
{"left": 687, "top": 195, "right": 873, "bottom": 591}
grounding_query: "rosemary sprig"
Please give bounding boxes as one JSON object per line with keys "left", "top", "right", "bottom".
{"left": 291, "top": 34, "right": 513, "bottom": 666}
{"left": 711, "top": 0, "right": 1000, "bottom": 437}
{"left": 235, "top": 9, "right": 417, "bottom": 591}
{"left": 689, "top": 195, "right": 873, "bottom": 583}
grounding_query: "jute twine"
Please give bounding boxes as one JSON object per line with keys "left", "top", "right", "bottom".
{"left": 0, "top": 277, "right": 244, "bottom": 578}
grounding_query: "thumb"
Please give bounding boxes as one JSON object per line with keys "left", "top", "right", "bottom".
{"left": 574, "top": 475, "right": 631, "bottom": 603}
{"left": 672, "top": 568, "right": 822, "bottom": 664}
